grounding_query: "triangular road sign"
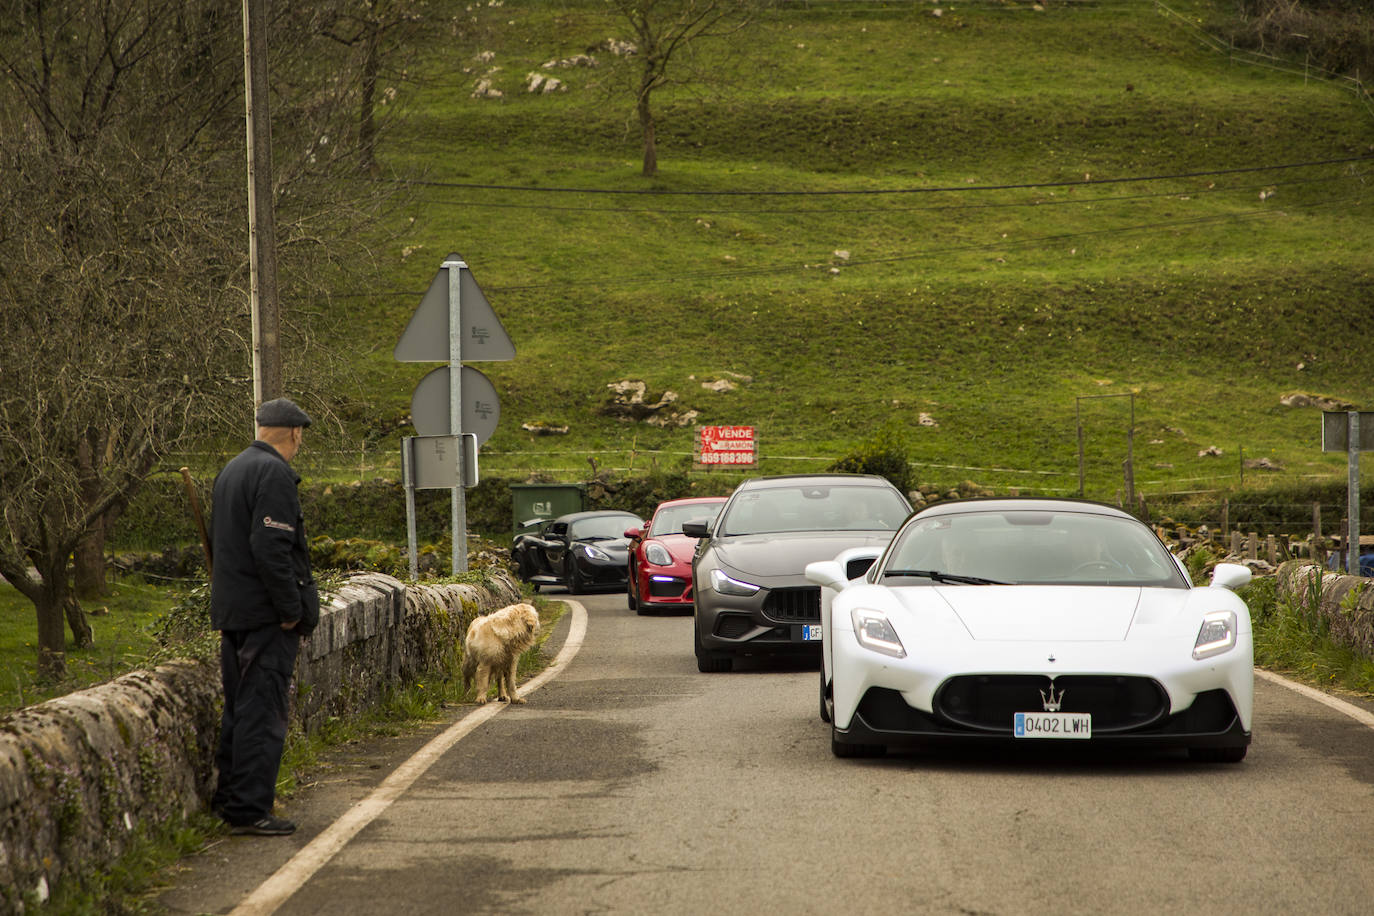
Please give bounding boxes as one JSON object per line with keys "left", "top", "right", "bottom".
{"left": 394, "top": 259, "right": 515, "bottom": 362}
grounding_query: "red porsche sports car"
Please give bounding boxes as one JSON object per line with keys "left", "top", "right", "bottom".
{"left": 625, "top": 496, "right": 727, "bottom": 615}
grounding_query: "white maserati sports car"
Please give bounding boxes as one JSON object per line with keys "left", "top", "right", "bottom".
{"left": 805, "top": 498, "right": 1254, "bottom": 762}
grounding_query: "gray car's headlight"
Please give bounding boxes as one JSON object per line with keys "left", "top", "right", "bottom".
{"left": 851, "top": 608, "right": 906, "bottom": 658}
{"left": 1192, "top": 610, "right": 1238, "bottom": 660}
{"left": 710, "top": 568, "right": 760, "bottom": 597}
{"left": 645, "top": 543, "right": 672, "bottom": 566}
{"left": 581, "top": 544, "right": 610, "bottom": 561}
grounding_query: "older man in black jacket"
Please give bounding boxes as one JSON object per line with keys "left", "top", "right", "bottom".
{"left": 209, "top": 397, "right": 320, "bottom": 836}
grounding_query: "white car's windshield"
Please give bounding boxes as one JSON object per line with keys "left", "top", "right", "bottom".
{"left": 650, "top": 503, "right": 723, "bottom": 537}
{"left": 882, "top": 509, "right": 1187, "bottom": 588}
{"left": 719, "top": 484, "right": 909, "bottom": 536}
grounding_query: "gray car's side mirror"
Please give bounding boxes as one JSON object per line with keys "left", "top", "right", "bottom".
{"left": 682, "top": 519, "right": 712, "bottom": 538}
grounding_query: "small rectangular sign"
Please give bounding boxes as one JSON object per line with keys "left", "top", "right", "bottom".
{"left": 1321, "top": 411, "right": 1374, "bottom": 452}
{"left": 406, "top": 434, "right": 478, "bottom": 489}
{"left": 696, "top": 425, "right": 758, "bottom": 467}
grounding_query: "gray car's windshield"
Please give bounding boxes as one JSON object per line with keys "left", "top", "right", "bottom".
{"left": 719, "top": 485, "right": 909, "bottom": 536}
{"left": 882, "top": 509, "right": 1187, "bottom": 588}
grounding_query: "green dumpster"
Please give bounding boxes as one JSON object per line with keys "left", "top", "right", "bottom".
{"left": 511, "top": 483, "right": 587, "bottom": 534}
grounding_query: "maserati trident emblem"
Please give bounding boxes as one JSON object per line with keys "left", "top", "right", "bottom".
{"left": 1040, "top": 683, "right": 1065, "bottom": 712}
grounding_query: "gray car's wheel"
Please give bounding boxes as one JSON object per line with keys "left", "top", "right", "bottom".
{"left": 694, "top": 617, "right": 732, "bottom": 673}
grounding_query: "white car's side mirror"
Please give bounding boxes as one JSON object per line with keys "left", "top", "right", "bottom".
{"left": 805, "top": 560, "right": 847, "bottom": 591}
{"left": 1209, "top": 562, "right": 1252, "bottom": 591}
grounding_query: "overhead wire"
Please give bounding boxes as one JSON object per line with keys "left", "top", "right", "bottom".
{"left": 330, "top": 156, "right": 1369, "bottom": 296}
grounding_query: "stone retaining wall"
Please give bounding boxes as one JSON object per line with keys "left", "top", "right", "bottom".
{"left": 0, "top": 571, "right": 522, "bottom": 911}
{"left": 1276, "top": 560, "right": 1374, "bottom": 661}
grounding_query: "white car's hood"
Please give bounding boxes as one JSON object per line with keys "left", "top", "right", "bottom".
{"left": 917, "top": 586, "right": 1142, "bottom": 641}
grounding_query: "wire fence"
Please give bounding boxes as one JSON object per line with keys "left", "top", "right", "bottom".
{"left": 1154, "top": 0, "right": 1374, "bottom": 120}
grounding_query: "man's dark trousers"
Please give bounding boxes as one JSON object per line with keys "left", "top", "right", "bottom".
{"left": 213, "top": 624, "right": 300, "bottom": 824}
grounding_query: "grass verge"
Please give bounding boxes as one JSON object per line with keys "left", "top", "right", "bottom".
{"left": 0, "top": 578, "right": 179, "bottom": 715}
{"left": 1243, "top": 574, "right": 1374, "bottom": 697}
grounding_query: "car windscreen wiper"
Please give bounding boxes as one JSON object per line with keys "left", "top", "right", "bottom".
{"left": 882, "top": 569, "right": 1006, "bottom": 585}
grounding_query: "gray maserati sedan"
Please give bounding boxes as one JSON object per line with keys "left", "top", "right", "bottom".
{"left": 685, "top": 474, "right": 912, "bottom": 672}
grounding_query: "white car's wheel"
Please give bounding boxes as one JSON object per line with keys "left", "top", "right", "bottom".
{"left": 818, "top": 668, "right": 831, "bottom": 723}
{"left": 831, "top": 730, "right": 885, "bottom": 758}
{"left": 1188, "top": 744, "right": 1248, "bottom": 763}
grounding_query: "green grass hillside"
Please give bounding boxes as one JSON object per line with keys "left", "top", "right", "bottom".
{"left": 308, "top": 0, "right": 1374, "bottom": 510}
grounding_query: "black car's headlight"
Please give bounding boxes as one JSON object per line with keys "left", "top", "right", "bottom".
{"left": 710, "top": 568, "right": 760, "bottom": 597}
{"left": 851, "top": 608, "right": 906, "bottom": 658}
{"left": 1192, "top": 610, "right": 1238, "bottom": 660}
{"left": 645, "top": 543, "right": 672, "bottom": 566}
{"left": 580, "top": 544, "right": 611, "bottom": 562}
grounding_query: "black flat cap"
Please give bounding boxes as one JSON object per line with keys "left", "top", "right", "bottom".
{"left": 255, "top": 397, "right": 312, "bottom": 428}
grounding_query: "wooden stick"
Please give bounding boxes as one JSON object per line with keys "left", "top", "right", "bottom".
{"left": 180, "top": 467, "right": 213, "bottom": 578}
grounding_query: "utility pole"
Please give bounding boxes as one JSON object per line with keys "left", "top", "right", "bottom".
{"left": 243, "top": 0, "right": 282, "bottom": 406}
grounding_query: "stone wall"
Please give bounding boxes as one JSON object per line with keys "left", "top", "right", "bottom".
{"left": 0, "top": 571, "right": 522, "bottom": 911}
{"left": 1276, "top": 560, "right": 1374, "bottom": 661}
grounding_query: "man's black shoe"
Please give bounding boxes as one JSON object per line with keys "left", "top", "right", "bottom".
{"left": 230, "top": 815, "right": 297, "bottom": 836}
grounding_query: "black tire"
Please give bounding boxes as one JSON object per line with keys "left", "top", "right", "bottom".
{"left": 832, "top": 729, "right": 885, "bottom": 758}
{"left": 819, "top": 667, "right": 831, "bottom": 723}
{"left": 1188, "top": 744, "right": 1248, "bottom": 763}
{"left": 694, "top": 617, "right": 732, "bottom": 673}
{"left": 627, "top": 563, "right": 640, "bottom": 611}
{"left": 566, "top": 558, "right": 585, "bottom": 595}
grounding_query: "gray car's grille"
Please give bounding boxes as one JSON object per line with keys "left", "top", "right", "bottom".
{"left": 763, "top": 587, "right": 821, "bottom": 622}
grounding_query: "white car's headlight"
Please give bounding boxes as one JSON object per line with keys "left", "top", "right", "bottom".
{"left": 1193, "top": 610, "right": 1238, "bottom": 660}
{"left": 710, "top": 568, "right": 760, "bottom": 596}
{"left": 851, "top": 608, "right": 906, "bottom": 658}
{"left": 581, "top": 544, "right": 610, "bottom": 561}
{"left": 645, "top": 543, "right": 672, "bottom": 566}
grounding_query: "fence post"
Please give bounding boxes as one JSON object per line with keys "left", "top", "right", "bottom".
{"left": 1222, "top": 498, "right": 1230, "bottom": 537}
{"left": 1247, "top": 532, "right": 1258, "bottom": 561}
{"left": 1313, "top": 502, "right": 1321, "bottom": 541}
{"left": 1266, "top": 535, "right": 1277, "bottom": 566}
{"left": 1231, "top": 531, "right": 1242, "bottom": 555}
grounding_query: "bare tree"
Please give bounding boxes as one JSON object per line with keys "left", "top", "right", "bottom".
{"left": 605, "top": 0, "right": 759, "bottom": 176}
{"left": 0, "top": 0, "right": 405, "bottom": 681}
{"left": 315, "top": 0, "right": 425, "bottom": 175}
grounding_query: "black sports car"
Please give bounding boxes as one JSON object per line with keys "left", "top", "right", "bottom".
{"left": 510, "top": 510, "right": 643, "bottom": 593}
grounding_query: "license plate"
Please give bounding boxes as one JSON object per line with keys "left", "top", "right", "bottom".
{"left": 1014, "top": 712, "right": 1092, "bottom": 739}
{"left": 801, "top": 625, "right": 823, "bottom": 641}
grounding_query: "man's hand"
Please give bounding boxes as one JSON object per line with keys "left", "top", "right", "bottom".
{"left": 281, "top": 620, "right": 299, "bottom": 630}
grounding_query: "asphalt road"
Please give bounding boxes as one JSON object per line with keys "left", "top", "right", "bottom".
{"left": 159, "top": 590, "right": 1374, "bottom": 916}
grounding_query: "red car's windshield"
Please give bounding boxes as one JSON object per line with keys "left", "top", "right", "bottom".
{"left": 649, "top": 502, "right": 724, "bottom": 537}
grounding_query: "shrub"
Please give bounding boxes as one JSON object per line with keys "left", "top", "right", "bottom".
{"left": 828, "top": 423, "right": 912, "bottom": 494}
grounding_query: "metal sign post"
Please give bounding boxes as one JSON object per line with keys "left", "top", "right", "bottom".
{"left": 447, "top": 257, "right": 466, "bottom": 574}
{"left": 1321, "top": 410, "right": 1374, "bottom": 573}
{"left": 395, "top": 253, "right": 514, "bottom": 579}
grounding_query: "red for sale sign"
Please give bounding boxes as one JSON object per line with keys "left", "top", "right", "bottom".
{"left": 696, "top": 425, "right": 758, "bottom": 467}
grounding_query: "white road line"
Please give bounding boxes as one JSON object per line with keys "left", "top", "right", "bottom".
{"left": 1256, "top": 667, "right": 1374, "bottom": 731}
{"left": 230, "top": 600, "right": 588, "bottom": 916}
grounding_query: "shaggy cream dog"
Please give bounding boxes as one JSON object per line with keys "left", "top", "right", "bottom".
{"left": 462, "top": 602, "right": 541, "bottom": 704}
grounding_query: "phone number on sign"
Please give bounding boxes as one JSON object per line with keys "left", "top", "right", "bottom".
{"left": 699, "top": 451, "right": 756, "bottom": 465}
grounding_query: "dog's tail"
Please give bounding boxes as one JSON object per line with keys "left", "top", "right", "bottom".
{"left": 461, "top": 644, "right": 477, "bottom": 692}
